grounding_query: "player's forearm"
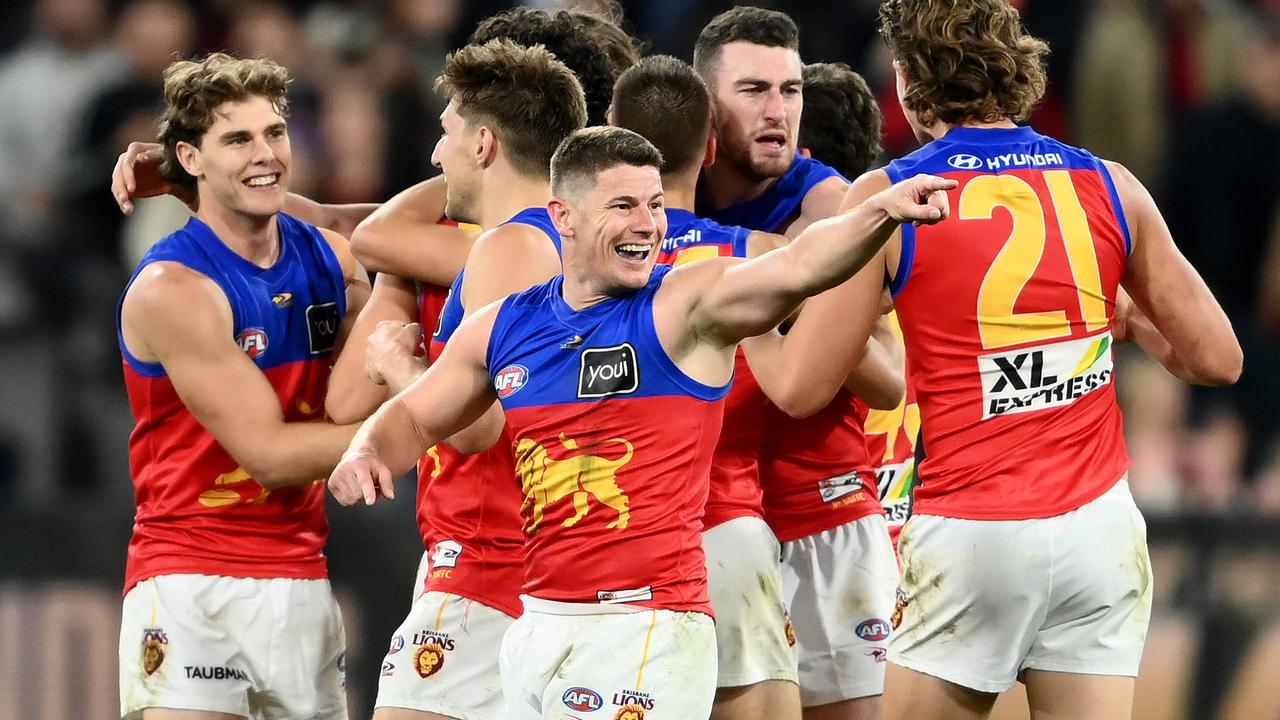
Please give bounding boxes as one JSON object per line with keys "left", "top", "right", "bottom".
{"left": 346, "top": 395, "right": 439, "bottom": 478}
{"left": 784, "top": 194, "right": 899, "bottom": 299}
{"left": 444, "top": 403, "right": 505, "bottom": 454}
{"left": 283, "top": 193, "right": 380, "bottom": 238}
{"left": 245, "top": 421, "right": 362, "bottom": 489}
{"left": 349, "top": 218, "right": 471, "bottom": 286}
{"left": 844, "top": 335, "right": 905, "bottom": 410}
{"left": 743, "top": 330, "right": 846, "bottom": 418}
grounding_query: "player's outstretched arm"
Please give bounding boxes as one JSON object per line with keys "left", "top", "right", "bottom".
{"left": 741, "top": 172, "right": 907, "bottom": 418}
{"left": 348, "top": 176, "right": 475, "bottom": 287}
{"left": 110, "top": 140, "right": 379, "bottom": 235}
{"left": 328, "top": 303, "right": 502, "bottom": 506}
{"left": 689, "top": 172, "right": 955, "bottom": 348}
{"left": 120, "top": 263, "right": 361, "bottom": 488}
{"left": 326, "top": 273, "right": 419, "bottom": 424}
{"left": 1109, "top": 160, "right": 1242, "bottom": 385}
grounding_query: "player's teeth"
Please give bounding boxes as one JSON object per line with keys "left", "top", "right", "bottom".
{"left": 246, "top": 175, "right": 276, "bottom": 186}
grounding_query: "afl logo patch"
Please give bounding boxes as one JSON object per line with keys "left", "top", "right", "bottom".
{"left": 562, "top": 687, "right": 603, "bottom": 712}
{"left": 947, "top": 153, "right": 982, "bottom": 170}
{"left": 237, "top": 328, "right": 268, "bottom": 358}
{"left": 856, "top": 618, "right": 891, "bottom": 641}
{"left": 494, "top": 364, "right": 529, "bottom": 398}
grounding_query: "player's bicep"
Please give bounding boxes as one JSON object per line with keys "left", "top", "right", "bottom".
{"left": 124, "top": 268, "right": 295, "bottom": 461}
{"left": 349, "top": 176, "right": 472, "bottom": 285}
{"left": 1113, "top": 161, "right": 1241, "bottom": 384}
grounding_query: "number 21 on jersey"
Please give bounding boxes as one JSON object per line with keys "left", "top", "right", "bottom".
{"left": 962, "top": 171, "right": 1109, "bottom": 350}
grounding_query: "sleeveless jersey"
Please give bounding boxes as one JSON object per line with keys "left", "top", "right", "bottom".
{"left": 885, "top": 125, "right": 1131, "bottom": 520}
{"left": 859, "top": 312, "right": 920, "bottom": 550}
{"left": 410, "top": 216, "right": 464, "bottom": 551}
{"left": 759, "top": 389, "right": 883, "bottom": 543}
{"left": 701, "top": 154, "right": 845, "bottom": 234}
{"left": 418, "top": 207, "right": 560, "bottom": 617}
{"left": 488, "top": 265, "right": 728, "bottom": 616}
{"left": 117, "top": 213, "right": 346, "bottom": 593}
{"left": 655, "top": 208, "right": 764, "bottom": 530}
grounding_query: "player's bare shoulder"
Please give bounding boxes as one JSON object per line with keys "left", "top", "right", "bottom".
{"left": 120, "top": 261, "right": 234, "bottom": 363}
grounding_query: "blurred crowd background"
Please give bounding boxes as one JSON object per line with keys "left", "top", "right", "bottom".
{"left": 0, "top": 0, "right": 1278, "bottom": 717}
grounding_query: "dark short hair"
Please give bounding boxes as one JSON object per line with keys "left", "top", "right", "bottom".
{"left": 550, "top": 127, "right": 662, "bottom": 200}
{"left": 799, "top": 62, "right": 882, "bottom": 178}
{"left": 611, "top": 56, "right": 710, "bottom": 175}
{"left": 879, "top": 0, "right": 1048, "bottom": 126}
{"left": 470, "top": 8, "right": 615, "bottom": 126}
{"left": 693, "top": 6, "right": 799, "bottom": 83}
{"left": 157, "top": 53, "right": 290, "bottom": 196}
{"left": 436, "top": 40, "right": 587, "bottom": 180}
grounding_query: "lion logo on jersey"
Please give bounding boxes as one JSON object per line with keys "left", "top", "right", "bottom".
{"left": 141, "top": 627, "right": 168, "bottom": 675}
{"left": 414, "top": 643, "right": 446, "bottom": 678}
{"left": 515, "top": 433, "right": 633, "bottom": 535}
{"left": 615, "top": 705, "right": 646, "bottom": 720}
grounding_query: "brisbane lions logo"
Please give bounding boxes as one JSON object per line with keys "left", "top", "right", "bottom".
{"left": 414, "top": 643, "right": 446, "bottom": 678}
{"left": 515, "top": 433, "right": 633, "bottom": 535}
{"left": 615, "top": 704, "right": 647, "bottom": 720}
{"left": 141, "top": 628, "right": 168, "bottom": 675}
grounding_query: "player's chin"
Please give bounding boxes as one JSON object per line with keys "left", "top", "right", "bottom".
{"left": 751, "top": 152, "right": 792, "bottom": 178}
{"left": 607, "top": 260, "right": 652, "bottom": 293}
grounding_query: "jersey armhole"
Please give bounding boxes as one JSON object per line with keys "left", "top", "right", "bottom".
{"left": 1095, "top": 162, "right": 1133, "bottom": 256}
{"left": 889, "top": 223, "right": 916, "bottom": 298}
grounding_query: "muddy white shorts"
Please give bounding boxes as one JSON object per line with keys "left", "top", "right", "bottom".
{"left": 119, "top": 574, "right": 346, "bottom": 719}
{"left": 703, "top": 515, "right": 798, "bottom": 687}
{"left": 500, "top": 599, "right": 717, "bottom": 720}
{"left": 780, "top": 513, "right": 898, "bottom": 706}
{"left": 890, "top": 479, "right": 1153, "bottom": 693}
{"left": 376, "top": 581, "right": 514, "bottom": 720}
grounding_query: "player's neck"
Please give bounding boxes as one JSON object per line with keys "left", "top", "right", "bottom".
{"left": 925, "top": 117, "right": 1018, "bottom": 141}
{"left": 195, "top": 198, "right": 280, "bottom": 268}
{"left": 479, "top": 163, "right": 551, "bottom": 229}
{"left": 699, "top": 159, "right": 780, "bottom": 211}
{"left": 660, "top": 168, "right": 699, "bottom": 212}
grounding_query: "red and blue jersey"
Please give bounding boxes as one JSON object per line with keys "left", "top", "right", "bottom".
{"left": 418, "top": 207, "right": 559, "bottom": 618}
{"left": 488, "top": 265, "right": 728, "bottom": 616}
{"left": 117, "top": 213, "right": 345, "bottom": 593}
{"left": 759, "top": 389, "right": 883, "bottom": 543}
{"left": 656, "top": 208, "right": 764, "bottom": 531}
{"left": 700, "top": 153, "right": 844, "bottom": 234}
{"left": 886, "top": 125, "right": 1130, "bottom": 520}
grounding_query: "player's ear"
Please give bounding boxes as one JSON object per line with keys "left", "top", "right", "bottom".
{"left": 798, "top": 147, "right": 812, "bottom": 159}
{"left": 547, "top": 196, "right": 574, "bottom": 238}
{"left": 175, "top": 140, "right": 202, "bottom": 179}
{"left": 475, "top": 126, "right": 497, "bottom": 168}
{"left": 703, "top": 130, "right": 716, "bottom": 168}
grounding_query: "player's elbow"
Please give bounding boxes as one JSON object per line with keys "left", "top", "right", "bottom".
{"left": 1188, "top": 343, "right": 1243, "bottom": 386}
{"left": 858, "top": 377, "right": 905, "bottom": 411}
{"left": 240, "top": 457, "right": 302, "bottom": 490}
{"left": 769, "top": 380, "right": 837, "bottom": 419}
{"left": 349, "top": 218, "right": 390, "bottom": 272}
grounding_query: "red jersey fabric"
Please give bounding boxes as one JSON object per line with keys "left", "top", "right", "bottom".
{"left": 759, "top": 389, "right": 884, "bottom": 544}
{"left": 656, "top": 209, "right": 765, "bottom": 530}
{"left": 488, "top": 267, "right": 728, "bottom": 616}
{"left": 885, "top": 125, "right": 1130, "bottom": 520}
{"left": 118, "top": 213, "right": 344, "bottom": 593}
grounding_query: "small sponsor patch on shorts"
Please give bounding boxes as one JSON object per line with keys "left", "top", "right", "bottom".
{"left": 597, "top": 586, "right": 653, "bottom": 604}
